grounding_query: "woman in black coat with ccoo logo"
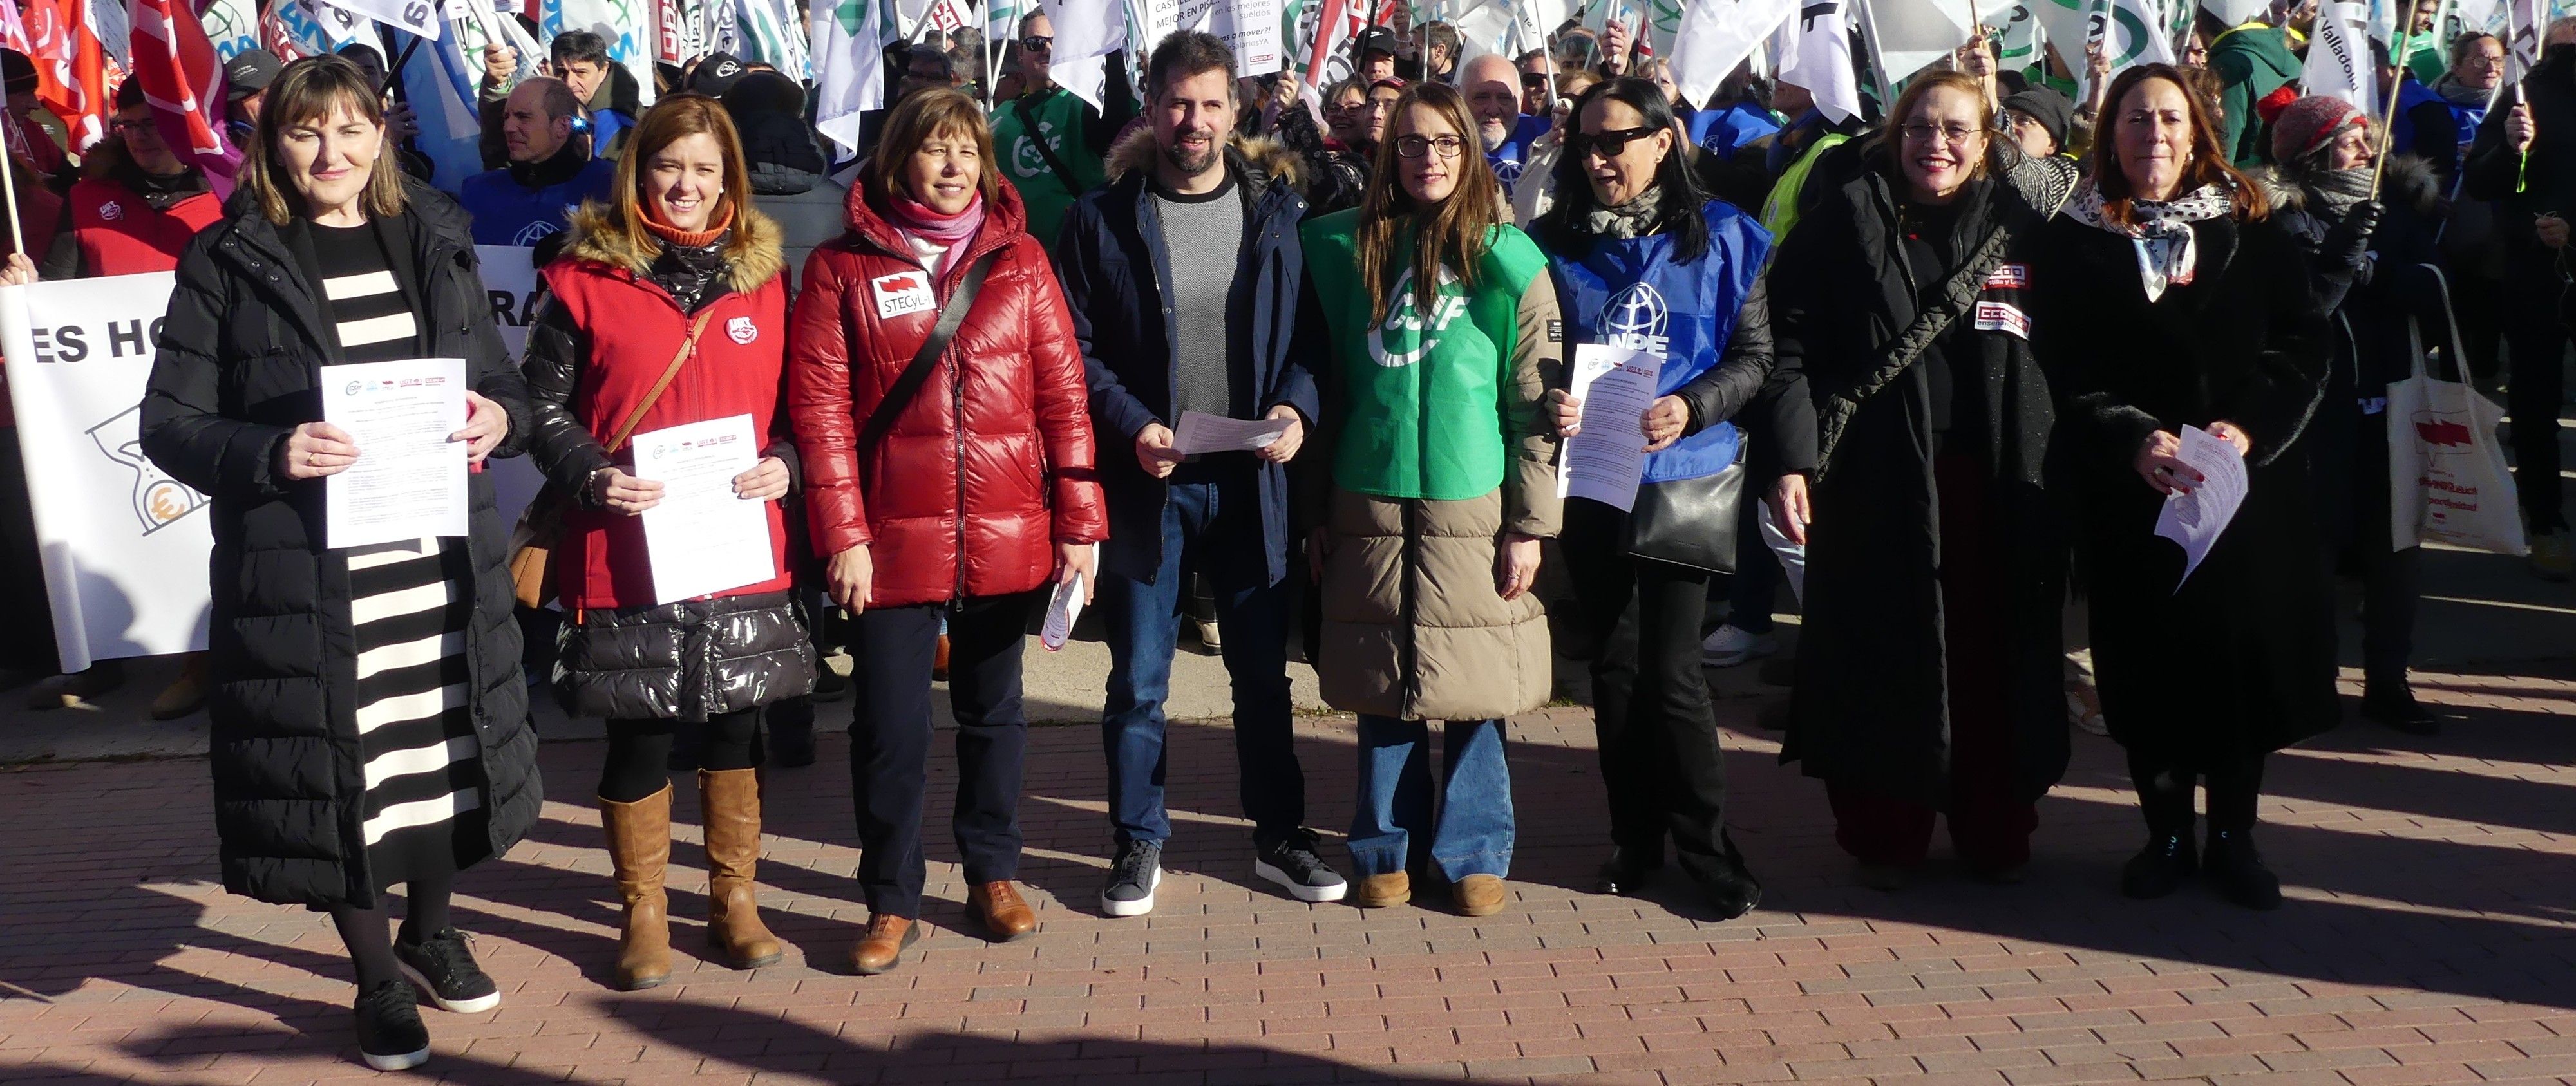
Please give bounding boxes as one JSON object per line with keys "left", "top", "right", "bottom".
{"left": 138, "top": 56, "right": 541, "bottom": 1071}
{"left": 2031, "top": 64, "right": 2337, "bottom": 912}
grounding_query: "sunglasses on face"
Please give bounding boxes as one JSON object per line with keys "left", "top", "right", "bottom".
{"left": 1018, "top": 35, "right": 1051, "bottom": 53}
{"left": 1573, "top": 126, "right": 1657, "bottom": 158}
{"left": 1394, "top": 133, "right": 1465, "bottom": 158}
{"left": 1521, "top": 74, "right": 1551, "bottom": 89}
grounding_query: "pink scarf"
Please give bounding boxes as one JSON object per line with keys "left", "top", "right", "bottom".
{"left": 886, "top": 192, "right": 985, "bottom": 277}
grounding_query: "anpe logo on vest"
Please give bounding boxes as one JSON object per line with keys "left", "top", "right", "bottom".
{"left": 1369, "top": 267, "right": 1468, "bottom": 368}
{"left": 511, "top": 219, "right": 565, "bottom": 247}
{"left": 1602, "top": 281, "right": 1670, "bottom": 355}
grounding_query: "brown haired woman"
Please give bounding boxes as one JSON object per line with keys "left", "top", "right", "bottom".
{"left": 138, "top": 55, "right": 539, "bottom": 1071}
{"left": 2032, "top": 64, "right": 2335, "bottom": 911}
{"left": 522, "top": 93, "right": 815, "bottom": 989}
{"left": 789, "top": 88, "right": 1105, "bottom": 975}
{"left": 1765, "top": 70, "right": 2079, "bottom": 890}
{"left": 1295, "top": 82, "right": 1562, "bottom": 918}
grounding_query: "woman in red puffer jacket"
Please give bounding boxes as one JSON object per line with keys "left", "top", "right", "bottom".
{"left": 788, "top": 88, "right": 1106, "bottom": 977}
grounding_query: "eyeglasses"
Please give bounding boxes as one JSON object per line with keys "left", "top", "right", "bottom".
{"left": 1394, "top": 133, "right": 1464, "bottom": 158}
{"left": 1017, "top": 35, "right": 1051, "bottom": 53}
{"left": 1899, "top": 121, "right": 1987, "bottom": 145}
{"left": 111, "top": 116, "right": 154, "bottom": 134}
{"left": 1521, "top": 73, "right": 1551, "bottom": 89}
{"left": 1573, "top": 126, "right": 1658, "bottom": 158}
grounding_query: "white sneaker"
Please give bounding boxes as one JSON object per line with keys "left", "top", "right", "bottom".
{"left": 1701, "top": 624, "right": 1777, "bottom": 667}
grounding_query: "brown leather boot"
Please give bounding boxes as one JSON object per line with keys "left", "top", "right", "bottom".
{"left": 849, "top": 914, "right": 921, "bottom": 976}
{"left": 967, "top": 881, "right": 1037, "bottom": 942}
{"left": 598, "top": 785, "right": 674, "bottom": 990}
{"left": 697, "top": 768, "right": 785, "bottom": 969}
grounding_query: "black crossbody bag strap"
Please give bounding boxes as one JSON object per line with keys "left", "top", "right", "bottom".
{"left": 856, "top": 250, "right": 1003, "bottom": 462}
{"left": 1026, "top": 127, "right": 1083, "bottom": 194}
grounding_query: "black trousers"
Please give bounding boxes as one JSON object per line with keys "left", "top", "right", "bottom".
{"left": 1564, "top": 499, "right": 1733, "bottom": 881}
{"left": 846, "top": 591, "right": 1035, "bottom": 917}
{"left": 2127, "top": 750, "right": 2265, "bottom": 836}
{"left": 2501, "top": 273, "right": 2569, "bottom": 530}
{"left": 2348, "top": 425, "right": 2421, "bottom": 689}
{"left": 600, "top": 710, "right": 762, "bottom": 803}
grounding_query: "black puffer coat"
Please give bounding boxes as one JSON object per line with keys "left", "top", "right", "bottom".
{"left": 1764, "top": 141, "right": 2078, "bottom": 807}
{"left": 139, "top": 180, "right": 540, "bottom": 908}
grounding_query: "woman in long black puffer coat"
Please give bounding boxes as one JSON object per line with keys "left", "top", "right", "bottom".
{"left": 2031, "top": 64, "right": 2336, "bottom": 913}
{"left": 138, "top": 57, "right": 539, "bottom": 1072}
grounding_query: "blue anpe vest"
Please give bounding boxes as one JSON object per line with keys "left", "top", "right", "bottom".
{"left": 1547, "top": 198, "right": 1772, "bottom": 484}
{"left": 1688, "top": 102, "right": 1783, "bottom": 161}
{"left": 2389, "top": 78, "right": 2488, "bottom": 174}
{"left": 459, "top": 157, "right": 619, "bottom": 247}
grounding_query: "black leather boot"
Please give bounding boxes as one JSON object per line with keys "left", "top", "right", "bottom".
{"left": 2121, "top": 832, "right": 2197, "bottom": 899}
{"left": 2203, "top": 828, "right": 2282, "bottom": 910}
{"left": 1594, "top": 846, "right": 1662, "bottom": 895}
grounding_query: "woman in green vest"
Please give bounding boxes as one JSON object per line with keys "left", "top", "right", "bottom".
{"left": 1296, "top": 82, "right": 1565, "bottom": 919}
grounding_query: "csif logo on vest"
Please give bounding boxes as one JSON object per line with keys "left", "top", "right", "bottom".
{"left": 1600, "top": 281, "right": 1670, "bottom": 356}
{"left": 1368, "top": 267, "right": 1468, "bottom": 368}
{"left": 1012, "top": 120, "right": 1057, "bottom": 179}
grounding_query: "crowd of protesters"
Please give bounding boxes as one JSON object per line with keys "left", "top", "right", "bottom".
{"left": 0, "top": 1, "right": 2561, "bottom": 1071}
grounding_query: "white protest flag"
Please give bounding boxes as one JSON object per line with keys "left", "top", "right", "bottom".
{"left": 2499, "top": 0, "right": 2542, "bottom": 84}
{"left": 449, "top": 0, "right": 544, "bottom": 87}
{"left": 310, "top": 0, "right": 366, "bottom": 45}
{"left": 542, "top": 0, "right": 658, "bottom": 104}
{"left": 1041, "top": 0, "right": 1123, "bottom": 108}
{"left": 2107, "top": 0, "right": 2177, "bottom": 69}
{"left": 812, "top": 0, "right": 891, "bottom": 153}
{"left": 388, "top": 13, "right": 490, "bottom": 192}
{"left": 2304, "top": 0, "right": 2377, "bottom": 115}
{"left": 1772, "top": 0, "right": 1860, "bottom": 122}
{"left": 732, "top": 0, "right": 810, "bottom": 75}
{"left": 1997, "top": 0, "right": 2041, "bottom": 70}
{"left": 198, "top": 0, "right": 261, "bottom": 60}
{"left": 330, "top": 0, "right": 444, "bottom": 39}
{"left": 1860, "top": 0, "right": 1975, "bottom": 84}
{"left": 1511, "top": 0, "right": 1569, "bottom": 59}
{"left": 1449, "top": 0, "right": 1515, "bottom": 70}
{"left": 2200, "top": 0, "right": 2269, "bottom": 24}
{"left": 0, "top": 273, "right": 211, "bottom": 673}
{"left": 1667, "top": 0, "right": 1795, "bottom": 108}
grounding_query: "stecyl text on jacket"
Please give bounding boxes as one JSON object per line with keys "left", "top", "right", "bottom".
{"left": 1057, "top": 136, "right": 1321, "bottom": 588}
{"left": 788, "top": 178, "right": 1110, "bottom": 609}
{"left": 1762, "top": 140, "right": 2079, "bottom": 809}
{"left": 520, "top": 202, "right": 819, "bottom": 723}
{"left": 137, "top": 180, "right": 541, "bottom": 909}
{"left": 2030, "top": 204, "right": 2342, "bottom": 766}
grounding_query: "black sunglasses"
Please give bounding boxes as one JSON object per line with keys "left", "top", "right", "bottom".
{"left": 1573, "top": 126, "right": 1658, "bottom": 158}
{"left": 1520, "top": 73, "right": 1551, "bottom": 89}
{"left": 1018, "top": 35, "right": 1051, "bottom": 52}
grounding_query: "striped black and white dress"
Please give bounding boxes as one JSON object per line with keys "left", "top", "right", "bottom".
{"left": 312, "top": 220, "right": 488, "bottom": 890}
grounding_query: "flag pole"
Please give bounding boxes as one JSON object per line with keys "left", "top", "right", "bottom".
{"left": 2371, "top": 0, "right": 2425, "bottom": 198}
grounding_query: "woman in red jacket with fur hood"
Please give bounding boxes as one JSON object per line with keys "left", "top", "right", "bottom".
{"left": 522, "top": 95, "right": 817, "bottom": 992}
{"left": 791, "top": 88, "right": 1106, "bottom": 975}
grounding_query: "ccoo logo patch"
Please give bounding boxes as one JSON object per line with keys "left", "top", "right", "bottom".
{"left": 726, "top": 315, "right": 757, "bottom": 344}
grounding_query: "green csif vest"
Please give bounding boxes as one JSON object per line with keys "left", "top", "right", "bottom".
{"left": 1300, "top": 209, "right": 1549, "bottom": 503}
{"left": 991, "top": 88, "right": 1106, "bottom": 251}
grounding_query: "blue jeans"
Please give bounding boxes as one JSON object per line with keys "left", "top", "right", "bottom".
{"left": 1097, "top": 471, "right": 1302, "bottom": 847}
{"left": 1347, "top": 715, "right": 1513, "bottom": 881}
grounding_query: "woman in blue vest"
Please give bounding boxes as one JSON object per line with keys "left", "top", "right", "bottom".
{"left": 1765, "top": 70, "right": 2078, "bottom": 890}
{"left": 1531, "top": 77, "right": 1770, "bottom": 918}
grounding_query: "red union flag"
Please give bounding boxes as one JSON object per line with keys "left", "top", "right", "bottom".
{"left": 0, "top": 0, "right": 30, "bottom": 55}
{"left": 130, "top": 0, "right": 240, "bottom": 192}
{"left": 24, "top": 0, "right": 108, "bottom": 151}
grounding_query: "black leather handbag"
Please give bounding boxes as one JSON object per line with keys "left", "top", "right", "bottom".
{"left": 1623, "top": 456, "right": 1745, "bottom": 574}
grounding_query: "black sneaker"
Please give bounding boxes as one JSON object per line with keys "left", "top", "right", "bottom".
{"left": 1255, "top": 830, "right": 1349, "bottom": 903}
{"left": 2360, "top": 687, "right": 2440, "bottom": 736}
{"left": 352, "top": 978, "right": 430, "bottom": 1071}
{"left": 1100, "top": 839, "right": 1162, "bottom": 917}
{"left": 2121, "top": 833, "right": 2197, "bottom": 899}
{"left": 394, "top": 928, "right": 501, "bottom": 1014}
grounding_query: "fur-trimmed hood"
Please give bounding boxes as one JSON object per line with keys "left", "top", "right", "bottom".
{"left": 2252, "top": 153, "right": 2447, "bottom": 219}
{"left": 557, "top": 199, "right": 787, "bottom": 295}
{"left": 1103, "top": 127, "right": 1305, "bottom": 193}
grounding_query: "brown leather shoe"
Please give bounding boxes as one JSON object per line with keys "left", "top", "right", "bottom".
{"left": 598, "top": 785, "right": 674, "bottom": 990}
{"left": 849, "top": 914, "right": 921, "bottom": 976}
{"left": 968, "top": 881, "right": 1037, "bottom": 942}
{"left": 1451, "top": 874, "right": 1507, "bottom": 917}
{"left": 697, "top": 769, "right": 785, "bottom": 969}
{"left": 1354, "top": 871, "right": 1410, "bottom": 908}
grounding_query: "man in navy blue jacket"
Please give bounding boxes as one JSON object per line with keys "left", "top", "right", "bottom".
{"left": 459, "top": 77, "right": 614, "bottom": 248}
{"left": 1056, "top": 30, "right": 1334, "bottom": 919}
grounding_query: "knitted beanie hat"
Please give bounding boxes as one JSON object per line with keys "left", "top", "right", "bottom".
{"left": 2268, "top": 94, "right": 2366, "bottom": 164}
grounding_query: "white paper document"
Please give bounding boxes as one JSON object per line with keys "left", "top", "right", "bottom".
{"left": 2152, "top": 424, "right": 2250, "bottom": 587}
{"left": 321, "top": 357, "right": 469, "bottom": 549}
{"left": 1171, "top": 410, "right": 1294, "bottom": 456}
{"left": 1556, "top": 344, "right": 1666, "bottom": 512}
{"left": 1041, "top": 563, "right": 1089, "bottom": 652}
{"left": 633, "top": 414, "right": 777, "bottom": 605}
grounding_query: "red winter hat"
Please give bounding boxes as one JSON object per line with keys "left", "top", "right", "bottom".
{"left": 2269, "top": 93, "right": 2367, "bottom": 163}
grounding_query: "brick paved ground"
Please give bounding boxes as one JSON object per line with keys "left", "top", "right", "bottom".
{"left": 4, "top": 581, "right": 2575, "bottom": 1083}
